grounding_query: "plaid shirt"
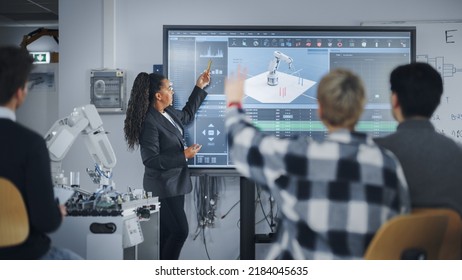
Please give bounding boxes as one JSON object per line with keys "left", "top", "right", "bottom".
{"left": 226, "top": 107, "right": 409, "bottom": 259}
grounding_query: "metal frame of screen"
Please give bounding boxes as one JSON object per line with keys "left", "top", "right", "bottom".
{"left": 163, "top": 25, "right": 416, "bottom": 171}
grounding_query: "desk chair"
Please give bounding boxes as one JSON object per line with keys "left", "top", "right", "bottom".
{"left": 412, "top": 208, "right": 462, "bottom": 259}
{"left": 0, "top": 177, "right": 29, "bottom": 247}
{"left": 364, "top": 211, "right": 448, "bottom": 260}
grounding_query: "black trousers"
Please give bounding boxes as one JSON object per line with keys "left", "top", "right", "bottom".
{"left": 159, "top": 195, "right": 189, "bottom": 260}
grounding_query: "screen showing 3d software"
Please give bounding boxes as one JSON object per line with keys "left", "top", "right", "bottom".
{"left": 163, "top": 25, "right": 416, "bottom": 168}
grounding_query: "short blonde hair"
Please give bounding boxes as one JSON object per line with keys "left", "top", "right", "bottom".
{"left": 317, "top": 68, "right": 365, "bottom": 129}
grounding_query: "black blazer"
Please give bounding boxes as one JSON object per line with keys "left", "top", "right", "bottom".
{"left": 140, "top": 86, "right": 207, "bottom": 198}
{"left": 0, "top": 118, "right": 62, "bottom": 259}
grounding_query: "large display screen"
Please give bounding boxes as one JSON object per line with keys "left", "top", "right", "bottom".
{"left": 163, "top": 25, "right": 416, "bottom": 169}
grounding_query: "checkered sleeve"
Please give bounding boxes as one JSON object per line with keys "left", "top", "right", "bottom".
{"left": 225, "top": 106, "right": 308, "bottom": 188}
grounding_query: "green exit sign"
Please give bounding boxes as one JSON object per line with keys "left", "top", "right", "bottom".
{"left": 30, "top": 52, "right": 50, "bottom": 64}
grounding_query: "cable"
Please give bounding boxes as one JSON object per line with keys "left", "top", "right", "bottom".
{"left": 256, "top": 186, "right": 273, "bottom": 232}
{"left": 95, "top": 163, "right": 112, "bottom": 179}
{"left": 202, "top": 226, "right": 211, "bottom": 260}
{"left": 221, "top": 200, "right": 239, "bottom": 219}
{"left": 192, "top": 228, "right": 202, "bottom": 241}
{"left": 191, "top": 175, "right": 223, "bottom": 259}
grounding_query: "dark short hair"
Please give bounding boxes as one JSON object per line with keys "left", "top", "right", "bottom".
{"left": 390, "top": 62, "right": 443, "bottom": 118}
{"left": 0, "top": 46, "right": 34, "bottom": 105}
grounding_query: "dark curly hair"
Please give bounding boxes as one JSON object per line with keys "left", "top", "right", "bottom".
{"left": 124, "top": 72, "right": 165, "bottom": 151}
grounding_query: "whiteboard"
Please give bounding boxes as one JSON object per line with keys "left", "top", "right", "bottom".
{"left": 362, "top": 20, "right": 462, "bottom": 143}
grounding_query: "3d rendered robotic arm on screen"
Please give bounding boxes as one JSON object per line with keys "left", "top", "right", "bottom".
{"left": 44, "top": 104, "right": 117, "bottom": 190}
{"left": 267, "top": 51, "right": 294, "bottom": 86}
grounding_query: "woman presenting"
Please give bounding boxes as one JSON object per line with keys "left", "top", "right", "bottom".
{"left": 124, "top": 70, "right": 210, "bottom": 259}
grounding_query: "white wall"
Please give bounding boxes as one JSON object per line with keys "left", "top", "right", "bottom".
{"left": 47, "top": 0, "right": 462, "bottom": 259}
{"left": 0, "top": 26, "right": 59, "bottom": 136}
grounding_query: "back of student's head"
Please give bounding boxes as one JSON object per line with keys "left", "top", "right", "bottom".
{"left": 317, "top": 68, "right": 365, "bottom": 129}
{"left": 390, "top": 62, "right": 443, "bottom": 118}
{"left": 0, "top": 46, "right": 34, "bottom": 105}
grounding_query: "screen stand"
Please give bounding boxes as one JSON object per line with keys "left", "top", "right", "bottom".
{"left": 240, "top": 177, "right": 255, "bottom": 260}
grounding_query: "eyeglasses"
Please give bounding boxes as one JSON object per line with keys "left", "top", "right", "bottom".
{"left": 162, "top": 83, "right": 174, "bottom": 93}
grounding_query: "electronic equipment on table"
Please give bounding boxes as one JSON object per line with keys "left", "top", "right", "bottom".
{"left": 51, "top": 186, "right": 160, "bottom": 260}
{"left": 45, "top": 104, "right": 159, "bottom": 259}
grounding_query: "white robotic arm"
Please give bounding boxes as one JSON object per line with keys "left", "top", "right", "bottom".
{"left": 267, "top": 51, "right": 294, "bottom": 86}
{"left": 44, "top": 104, "right": 117, "bottom": 188}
